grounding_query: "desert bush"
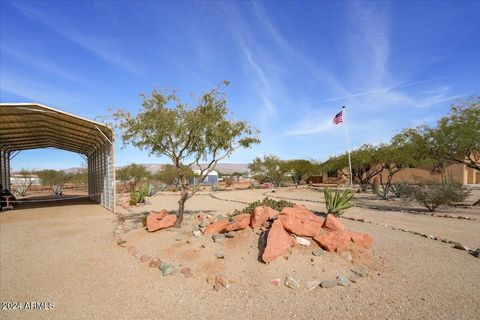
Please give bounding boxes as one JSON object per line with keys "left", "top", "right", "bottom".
{"left": 407, "top": 175, "right": 470, "bottom": 212}
{"left": 232, "top": 197, "right": 295, "bottom": 216}
{"left": 323, "top": 187, "right": 354, "bottom": 216}
{"left": 392, "top": 182, "right": 412, "bottom": 198}
{"left": 224, "top": 176, "right": 234, "bottom": 187}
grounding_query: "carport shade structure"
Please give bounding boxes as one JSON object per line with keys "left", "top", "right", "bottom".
{"left": 0, "top": 103, "right": 116, "bottom": 213}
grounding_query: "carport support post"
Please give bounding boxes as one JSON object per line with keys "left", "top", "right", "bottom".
{"left": 0, "top": 150, "right": 12, "bottom": 190}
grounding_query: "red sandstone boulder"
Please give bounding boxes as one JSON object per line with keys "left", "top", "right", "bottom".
{"left": 279, "top": 205, "right": 324, "bottom": 237}
{"left": 262, "top": 219, "right": 295, "bottom": 263}
{"left": 313, "top": 230, "right": 352, "bottom": 252}
{"left": 203, "top": 220, "right": 230, "bottom": 235}
{"left": 147, "top": 213, "right": 177, "bottom": 232}
{"left": 347, "top": 231, "right": 373, "bottom": 249}
{"left": 225, "top": 214, "right": 251, "bottom": 232}
{"left": 251, "top": 206, "right": 278, "bottom": 229}
{"left": 322, "top": 214, "right": 345, "bottom": 231}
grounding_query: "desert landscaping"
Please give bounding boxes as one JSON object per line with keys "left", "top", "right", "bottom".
{"left": 1, "top": 187, "right": 479, "bottom": 319}
{"left": 1, "top": 2, "right": 480, "bottom": 319}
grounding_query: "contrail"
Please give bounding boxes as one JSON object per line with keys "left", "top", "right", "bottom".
{"left": 313, "top": 77, "right": 445, "bottom": 103}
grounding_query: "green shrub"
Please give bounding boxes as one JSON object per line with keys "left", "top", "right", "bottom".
{"left": 392, "top": 182, "right": 412, "bottom": 198}
{"left": 407, "top": 175, "right": 470, "bottom": 212}
{"left": 323, "top": 187, "right": 354, "bottom": 216}
{"left": 231, "top": 197, "right": 295, "bottom": 216}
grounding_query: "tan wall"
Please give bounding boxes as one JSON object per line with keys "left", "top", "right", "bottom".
{"left": 373, "top": 168, "right": 440, "bottom": 184}
{"left": 445, "top": 163, "right": 466, "bottom": 184}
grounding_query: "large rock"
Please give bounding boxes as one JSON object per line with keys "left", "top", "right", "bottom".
{"left": 262, "top": 219, "right": 295, "bottom": 263}
{"left": 147, "top": 212, "right": 177, "bottom": 232}
{"left": 313, "top": 230, "right": 352, "bottom": 252}
{"left": 250, "top": 206, "right": 277, "bottom": 229}
{"left": 322, "top": 214, "right": 345, "bottom": 231}
{"left": 279, "top": 205, "right": 324, "bottom": 237}
{"left": 314, "top": 227, "right": 374, "bottom": 251}
{"left": 203, "top": 220, "right": 229, "bottom": 235}
{"left": 225, "top": 214, "right": 251, "bottom": 232}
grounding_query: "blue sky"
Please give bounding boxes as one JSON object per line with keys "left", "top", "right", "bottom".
{"left": 1, "top": 0, "right": 479, "bottom": 171}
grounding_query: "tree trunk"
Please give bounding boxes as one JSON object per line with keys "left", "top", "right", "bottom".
{"left": 175, "top": 191, "right": 188, "bottom": 228}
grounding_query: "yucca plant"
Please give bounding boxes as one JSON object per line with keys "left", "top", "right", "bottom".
{"left": 323, "top": 187, "right": 355, "bottom": 216}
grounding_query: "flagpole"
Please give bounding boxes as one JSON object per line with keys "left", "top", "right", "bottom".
{"left": 342, "top": 106, "right": 353, "bottom": 188}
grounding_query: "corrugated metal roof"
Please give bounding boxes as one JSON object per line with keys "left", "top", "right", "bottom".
{"left": 0, "top": 103, "right": 113, "bottom": 155}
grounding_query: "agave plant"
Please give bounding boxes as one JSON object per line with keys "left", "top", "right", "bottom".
{"left": 323, "top": 187, "right": 354, "bottom": 216}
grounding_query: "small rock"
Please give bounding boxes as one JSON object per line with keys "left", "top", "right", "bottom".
{"left": 453, "top": 243, "right": 470, "bottom": 251}
{"left": 473, "top": 248, "right": 480, "bottom": 258}
{"left": 116, "top": 238, "right": 126, "bottom": 245}
{"left": 192, "top": 230, "right": 202, "bottom": 237}
{"left": 340, "top": 251, "right": 353, "bottom": 262}
{"left": 294, "top": 235, "right": 311, "bottom": 246}
{"left": 180, "top": 267, "right": 193, "bottom": 278}
{"left": 284, "top": 276, "right": 300, "bottom": 289}
{"left": 175, "top": 237, "right": 182, "bottom": 241}
{"left": 312, "top": 249, "right": 324, "bottom": 257}
{"left": 320, "top": 280, "right": 337, "bottom": 288}
{"left": 160, "top": 262, "right": 175, "bottom": 276}
{"left": 224, "top": 232, "right": 234, "bottom": 238}
{"left": 271, "top": 278, "right": 281, "bottom": 287}
{"left": 149, "top": 258, "right": 161, "bottom": 268}
{"left": 216, "top": 215, "right": 227, "bottom": 221}
{"left": 441, "top": 239, "right": 449, "bottom": 243}
{"left": 215, "top": 251, "right": 225, "bottom": 259}
{"left": 214, "top": 274, "right": 229, "bottom": 290}
{"left": 336, "top": 275, "right": 350, "bottom": 286}
{"left": 305, "top": 280, "right": 321, "bottom": 291}
{"left": 351, "top": 266, "right": 368, "bottom": 277}
{"left": 212, "top": 234, "right": 226, "bottom": 243}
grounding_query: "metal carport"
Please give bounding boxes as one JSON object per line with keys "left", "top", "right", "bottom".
{"left": 0, "top": 103, "right": 116, "bottom": 213}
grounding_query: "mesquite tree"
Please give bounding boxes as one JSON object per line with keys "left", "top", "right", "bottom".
{"left": 323, "top": 144, "right": 385, "bottom": 191}
{"left": 284, "top": 159, "right": 317, "bottom": 188}
{"left": 249, "top": 155, "right": 287, "bottom": 187}
{"left": 112, "top": 82, "right": 260, "bottom": 227}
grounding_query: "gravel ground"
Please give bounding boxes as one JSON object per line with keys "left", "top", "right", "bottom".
{"left": 1, "top": 189, "right": 479, "bottom": 320}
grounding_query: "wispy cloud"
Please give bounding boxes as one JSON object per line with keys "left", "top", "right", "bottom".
{"left": 284, "top": 2, "right": 457, "bottom": 137}
{"left": 314, "top": 78, "right": 445, "bottom": 103}
{"left": 0, "top": 71, "right": 82, "bottom": 105}
{"left": 11, "top": 2, "right": 140, "bottom": 75}
{"left": 1, "top": 47, "right": 90, "bottom": 87}
{"left": 239, "top": 41, "right": 276, "bottom": 117}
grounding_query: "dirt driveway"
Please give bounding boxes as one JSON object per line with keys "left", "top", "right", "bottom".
{"left": 1, "top": 192, "right": 479, "bottom": 320}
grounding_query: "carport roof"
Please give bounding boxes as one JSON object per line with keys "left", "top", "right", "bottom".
{"left": 0, "top": 103, "right": 113, "bottom": 155}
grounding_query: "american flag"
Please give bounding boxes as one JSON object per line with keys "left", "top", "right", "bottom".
{"left": 332, "top": 111, "right": 343, "bottom": 125}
